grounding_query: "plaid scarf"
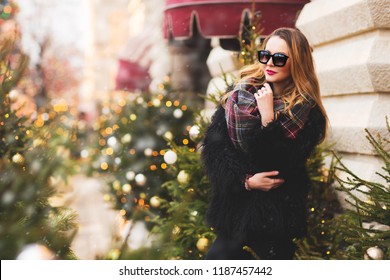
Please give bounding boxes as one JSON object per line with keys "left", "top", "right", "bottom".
{"left": 225, "top": 82, "right": 313, "bottom": 152}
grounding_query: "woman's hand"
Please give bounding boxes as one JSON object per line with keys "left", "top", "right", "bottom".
{"left": 246, "top": 171, "right": 284, "bottom": 191}
{"left": 254, "top": 83, "right": 274, "bottom": 127}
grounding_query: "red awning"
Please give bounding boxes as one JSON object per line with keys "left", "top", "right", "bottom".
{"left": 163, "top": 0, "right": 309, "bottom": 39}
{"left": 115, "top": 28, "right": 154, "bottom": 92}
{"left": 115, "top": 59, "right": 151, "bottom": 92}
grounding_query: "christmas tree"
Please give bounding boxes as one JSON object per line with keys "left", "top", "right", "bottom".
{"left": 0, "top": 6, "right": 77, "bottom": 259}
{"left": 330, "top": 120, "right": 390, "bottom": 260}
{"left": 145, "top": 116, "right": 214, "bottom": 260}
{"left": 294, "top": 147, "right": 343, "bottom": 259}
{"left": 89, "top": 79, "right": 202, "bottom": 257}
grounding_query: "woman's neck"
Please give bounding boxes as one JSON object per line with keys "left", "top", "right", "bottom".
{"left": 271, "top": 79, "right": 291, "bottom": 97}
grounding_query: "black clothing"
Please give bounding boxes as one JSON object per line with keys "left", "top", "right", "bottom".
{"left": 205, "top": 233, "right": 296, "bottom": 260}
{"left": 201, "top": 104, "right": 325, "bottom": 259}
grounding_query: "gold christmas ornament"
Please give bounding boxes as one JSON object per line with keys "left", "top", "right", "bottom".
{"left": 187, "top": 188, "right": 195, "bottom": 193}
{"left": 136, "top": 97, "right": 144, "bottom": 104}
{"left": 172, "top": 225, "right": 181, "bottom": 236}
{"left": 189, "top": 125, "right": 200, "bottom": 141}
{"left": 150, "top": 196, "right": 161, "bottom": 208}
{"left": 121, "top": 133, "right": 132, "bottom": 144}
{"left": 152, "top": 98, "right": 161, "bottom": 107}
{"left": 107, "top": 136, "right": 118, "bottom": 147}
{"left": 164, "top": 150, "right": 177, "bottom": 164}
{"left": 122, "top": 183, "right": 132, "bottom": 193}
{"left": 107, "top": 249, "right": 121, "bottom": 260}
{"left": 16, "top": 243, "right": 55, "bottom": 260}
{"left": 196, "top": 237, "right": 210, "bottom": 253}
{"left": 144, "top": 148, "right": 153, "bottom": 157}
{"left": 190, "top": 210, "right": 198, "bottom": 222}
{"left": 8, "top": 89, "right": 19, "bottom": 102}
{"left": 164, "top": 131, "right": 173, "bottom": 140}
{"left": 113, "top": 180, "right": 121, "bottom": 190}
{"left": 33, "top": 138, "right": 45, "bottom": 147}
{"left": 135, "top": 173, "right": 147, "bottom": 186}
{"left": 126, "top": 171, "right": 135, "bottom": 181}
{"left": 177, "top": 170, "right": 190, "bottom": 185}
{"left": 173, "top": 108, "right": 183, "bottom": 119}
{"left": 364, "top": 246, "right": 384, "bottom": 260}
{"left": 12, "top": 153, "right": 24, "bottom": 164}
{"left": 321, "top": 167, "right": 329, "bottom": 177}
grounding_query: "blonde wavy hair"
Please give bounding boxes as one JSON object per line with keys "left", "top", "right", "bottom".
{"left": 221, "top": 27, "right": 328, "bottom": 141}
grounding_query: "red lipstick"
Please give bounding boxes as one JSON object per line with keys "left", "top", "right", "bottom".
{"left": 266, "top": 70, "right": 276, "bottom": 76}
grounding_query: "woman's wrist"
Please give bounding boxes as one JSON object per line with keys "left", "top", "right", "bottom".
{"left": 244, "top": 174, "right": 253, "bottom": 191}
{"left": 261, "top": 112, "right": 274, "bottom": 127}
{"left": 262, "top": 120, "right": 273, "bottom": 127}
{"left": 262, "top": 117, "right": 274, "bottom": 127}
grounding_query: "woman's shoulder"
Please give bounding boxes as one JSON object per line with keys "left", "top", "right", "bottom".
{"left": 208, "top": 104, "right": 227, "bottom": 128}
{"left": 307, "top": 103, "right": 326, "bottom": 127}
{"left": 283, "top": 94, "right": 316, "bottom": 121}
{"left": 300, "top": 103, "right": 326, "bottom": 142}
{"left": 203, "top": 105, "right": 234, "bottom": 148}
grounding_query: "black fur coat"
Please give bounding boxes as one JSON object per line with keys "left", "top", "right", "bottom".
{"left": 201, "top": 104, "right": 325, "bottom": 239}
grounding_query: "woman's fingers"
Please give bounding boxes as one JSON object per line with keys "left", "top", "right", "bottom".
{"left": 270, "top": 178, "right": 285, "bottom": 185}
{"left": 265, "top": 178, "right": 284, "bottom": 190}
{"left": 263, "top": 82, "right": 273, "bottom": 94}
{"left": 256, "top": 83, "right": 273, "bottom": 96}
{"left": 262, "top": 182, "right": 284, "bottom": 191}
{"left": 256, "top": 87, "right": 268, "bottom": 97}
{"left": 249, "top": 172, "right": 285, "bottom": 191}
{"left": 261, "top": 170, "right": 279, "bottom": 177}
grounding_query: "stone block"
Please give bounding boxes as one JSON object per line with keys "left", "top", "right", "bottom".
{"left": 312, "top": 30, "right": 390, "bottom": 96}
{"left": 323, "top": 93, "right": 390, "bottom": 155}
{"left": 296, "top": 0, "right": 390, "bottom": 47}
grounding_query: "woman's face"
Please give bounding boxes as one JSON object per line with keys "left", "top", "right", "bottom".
{"left": 262, "top": 36, "right": 292, "bottom": 87}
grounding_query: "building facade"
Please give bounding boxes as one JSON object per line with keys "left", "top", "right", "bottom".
{"left": 296, "top": 0, "right": 390, "bottom": 205}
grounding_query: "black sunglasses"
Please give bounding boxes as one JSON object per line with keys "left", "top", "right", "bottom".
{"left": 258, "top": 50, "right": 289, "bottom": 67}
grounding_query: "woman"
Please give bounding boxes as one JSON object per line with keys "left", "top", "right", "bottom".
{"left": 201, "top": 27, "right": 328, "bottom": 260}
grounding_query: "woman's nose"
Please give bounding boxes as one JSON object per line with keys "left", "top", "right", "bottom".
{"left": 267, "top": 57, "right": 274, "bottom": 66}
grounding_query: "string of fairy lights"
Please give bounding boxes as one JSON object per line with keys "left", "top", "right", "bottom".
{"left": 94, "top": 91, "right": 197, "bottom": 175}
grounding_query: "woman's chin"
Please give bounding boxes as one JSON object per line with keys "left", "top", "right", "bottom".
{"left": 265, "top": 76, "right": 276, "bottom": 83}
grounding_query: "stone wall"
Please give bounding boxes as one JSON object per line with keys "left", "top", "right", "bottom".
{"left": 296, "top": 0, "right": 390, "bottom": 205}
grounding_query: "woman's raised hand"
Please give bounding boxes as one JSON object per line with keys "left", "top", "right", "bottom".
{"left": 254, "top": 83, "right": 274, "bottom": 127}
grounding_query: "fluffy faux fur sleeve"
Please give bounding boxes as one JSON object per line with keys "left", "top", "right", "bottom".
{"left": 201, "top": 105, "right": 249, "bottom": 194}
